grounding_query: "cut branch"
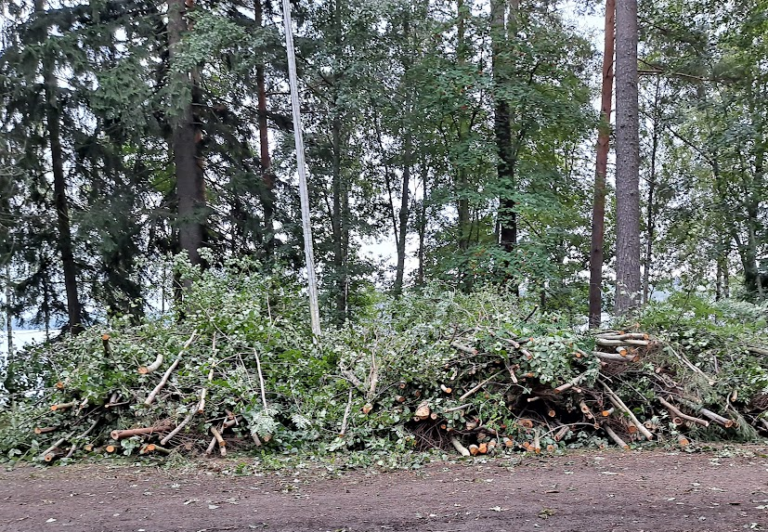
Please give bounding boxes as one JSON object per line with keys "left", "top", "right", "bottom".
{"left": 139, "top": 353, "right": 163, "bottom": 375}
{"left": 459, "top": 371, "right": 503, "bottom": 401}
{"left": 602, "top": 382, "right": 653, "bottom": 440}
{"left": 657, "top": 397, "right": 709, "bottom": 427}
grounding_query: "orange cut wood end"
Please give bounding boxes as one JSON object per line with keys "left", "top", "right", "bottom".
{"left": 102, "top": 334, "right": 110, "bottom": 341}
{"left": 55, "top": 381, "right": 65, "bottom": 390}
{"left": 106, "top": 445, "right": 116, "bottom": 453}
{"left": 362, "top": 403, "right": 373, "bottom": 415}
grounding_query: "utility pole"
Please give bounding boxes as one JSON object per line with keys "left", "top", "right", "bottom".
{"left": 281, "top": 0, "right": 322, "bottom": 337}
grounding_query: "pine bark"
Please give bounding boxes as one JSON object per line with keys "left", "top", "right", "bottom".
{"left": 4, "top": 266, "right": 11, "bottom": 353}
{"left": 39, "top": 0, "right": 84, "bottom": 334}
{"left": 168, "top": 0, "right": 206, "bottom": 267}
{"left": 614, "top": 0, "right": 642, "bottom": 315}
{"left": 642, "top": 79, "right": 662, "bottom": 305}
{"left": 255, "top": 0, "right": 275, "bottom": 257}
{"left": 588, "top": 0, "right": 615, "bottom": 328}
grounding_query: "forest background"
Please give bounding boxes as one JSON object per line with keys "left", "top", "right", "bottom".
{"left": 0, "top": 0, "right": 766, "bottom": 343}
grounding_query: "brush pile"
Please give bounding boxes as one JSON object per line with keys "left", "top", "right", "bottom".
{"left": 1, "top": 266, "right": 766, "bottom": 464}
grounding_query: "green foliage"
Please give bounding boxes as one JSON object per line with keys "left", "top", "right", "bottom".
{"left": 4, "top": 258, "right": 765, "bottom": 463}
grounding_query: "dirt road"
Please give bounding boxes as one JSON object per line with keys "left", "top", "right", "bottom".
{"left": 2, "top": 448, "right": 768, "bottom": 532}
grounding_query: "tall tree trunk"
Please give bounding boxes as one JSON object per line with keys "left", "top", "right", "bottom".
{"left": 168, "top": 0, "right": 206, "bottom": 267}
{"left": 417, "top": 172, "right": 428, "bottom": 286}
{"left": 255, "top": 0, "right": 275, "bottom": 257}
{"left": 588, "top": 0, "right": 615, "bottom": 328}
{"left": 614, "top": 0, "right": 642, "bottom": 315}
{"left": 331, "top": 110, "right": 349, "bottom": 323}
{"left": 492, "top": 0, "right": 518, "bottom": 261}
{"left": 4, "top": 266, "right": 11, "bottom": 354}
{"left": 393, "top": 135, "right": 411, "bottom": 296}
{"left": 642, "top": 78, "right": 662, "bottom": 305}
{"left": 456, "top": 0, "right": 471, "bottom": 253}
{"left": 38, "top": 0, "right": 84, "bottom": 334}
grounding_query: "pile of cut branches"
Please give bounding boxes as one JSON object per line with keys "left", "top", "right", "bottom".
{"left": 1, "top": 264, "right": 766, "bottom": 464}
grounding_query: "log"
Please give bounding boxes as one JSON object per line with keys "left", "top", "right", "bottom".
{"left": 699, "top": 408, "right": 734, "bottom": 428}
{"left": 139, "top": 443, "right": 171, "bottom": 455}
{"left": 478, "top": 442, "right": 488, "bottom": 454}
{"left": 139, "top": 353, "right": 164, "bottom": 375}
{"left": 362, "top": 403, "right": 373, "bottom": 415}
{"left": 554, "top": 425, "right": 570, "bottom": 442}
{"left": 459, "top": 371, "right": 502, "bottom": 401}
{"left": 595, "top": 338, "right": 650, "bottom": 347}
{"left": 40, "top": 434, "right": 72, "bottom": 462}
{"left": 603, "top": 425, "right": 629, "bottom": 450}
{"left": 440, "top": 384, "right": 452, "bottom": 394}
{"left": 197, "top": 332, "right": 216, "bottom": 414}
{"left": 102, "top": 334, "right": 112, "bottom": 357}
{"left": 579, "top": 401, "right": 595, "bottom": 420}
{"left": 517, "top": 418, "right": 534, "bottom": 429}
{"left": 596, "top": 332, "right": 648, "bottom": 340}
{"left": 51, "top": 402, "right": 77, "bottom": 412}
{"left": 677, "top": 434, "right": 690, "bottom": 447}
{"left": 111, "top": 424, "right": 168, "bottom": 441}
{"left": 555, "top": 372, "right": 588, "bottom": 394}
{"left": 43, "top": 449, "right": 64, "bottom": 463}
{"left": 144, "top": 330, "right": 197, "bottom": 405}
{"left": 105, "top": 445, "right": 117, "bottom": 453}
{"left": 503, "top": 437, "right": 514, "bottom": 448}
{"left": 160, "top": 406, "right": 198, "bottom": 445}
{"left": 748, "top": 346, "right": 768, "bottom": 356}
{"left": 210, "top": 426, "right": 226, "bottom": 457}
{"left": 339, "top": 388, "right": 354, "bottom": 436}
{"left": 760, "top": 419, "right": 768, "bottom": 431}
{"left": 205, "top": 436, "right": 217, "bottom": 455}
{"left": 592, "top": 351, "right": 640, "bottom": 362}
{"left": 602, "top": 383, "right": 653, "bottom": 440}
{"left": 657, "top": 397, "right": 709, "bottom": 428}
{"left": 443, "top": 403, "right": 471, "bottom": 414}
{"left": 451, "top": 437, "right": 471, "bottom": 457}
{"left": 507, "top": 364, "right": 518, "bottom": 384}
{"left": 503, "top": 338, "right": 534, "bottom": 359}
{"left": 533, "top": 431, "right": 541, "bottom": 454}
{"left": 601, "top": 407, "right": 614, "bottom": 417}
{"left": 451, "top": 342, "right": 477, "bottom": 355}
{"left": 415, "top": 401, "right": 431, "bottom": 418}
{"left": 34, "top": 427, "right": 57, "bottom": 435}
{"left": 469, "top": 444, "right": 480, "bottom": 456}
